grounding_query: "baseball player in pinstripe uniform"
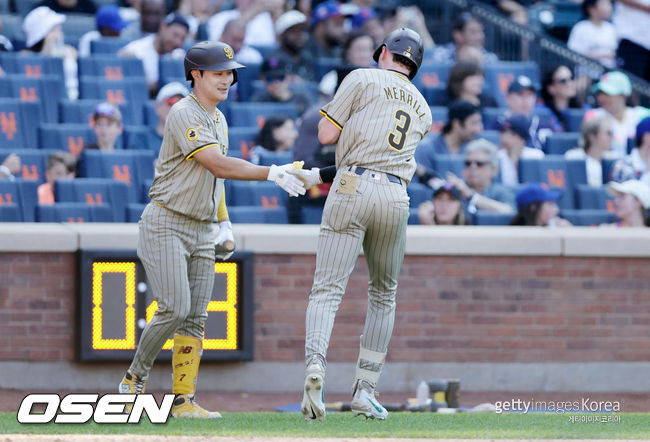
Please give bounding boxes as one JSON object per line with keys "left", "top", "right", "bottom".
{"left": 289, "top": 28, "right": 432, "bottom": 421}
{"left": 118, "top": 41, "right": 306, "bottom": 418}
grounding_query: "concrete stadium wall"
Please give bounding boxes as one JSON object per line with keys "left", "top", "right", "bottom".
{"left": 1, "top": 223, "right": 649, "bottom": 393}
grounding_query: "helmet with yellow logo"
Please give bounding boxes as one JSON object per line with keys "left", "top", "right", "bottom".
{"left": 184, "top": 41, "right": 246, "bottom": 85}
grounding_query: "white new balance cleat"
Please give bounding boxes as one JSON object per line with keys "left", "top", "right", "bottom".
{"left": 301, "top": 361, "right": 325, "bottom": 421}
{"left": 351, "top": 379, "right": 388, "bottom": 420}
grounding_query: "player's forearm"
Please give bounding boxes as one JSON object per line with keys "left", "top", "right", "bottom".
{"left": 201, "top": 154, "right": 269, "bottom": 181}
{"left": 475, "top": 195, "right": 513, "bottom": 213}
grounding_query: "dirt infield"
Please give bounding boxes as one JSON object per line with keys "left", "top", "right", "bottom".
{"left": 1, "top": 390, "right": 648, "bottom": 413}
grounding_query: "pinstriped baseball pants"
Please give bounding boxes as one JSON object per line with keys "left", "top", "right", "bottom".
{"left": 130, "top": 203, "right": 215, "bottom": 380}
{"left": 305, "top": 169, "right": 410, "bottom": 369}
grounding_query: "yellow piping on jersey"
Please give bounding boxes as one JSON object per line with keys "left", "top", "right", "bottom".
{"left": 186, "top": 143, "right": 219, "bottom": 160}
{"left": 389, "top": 71, "right": 410, "bottom": 82}
{"left": 319, "top": 110, "right": 343, "bottom": 130}
{"left": 189, "top": 93, "right": 219, "bottom": 123}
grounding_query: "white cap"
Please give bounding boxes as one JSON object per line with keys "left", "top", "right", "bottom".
{"left": 156, "top": 81, "right": 189, "bottom": 103}
{"left": 607, "top": 180, "right": 650, "bottom": 209}
{"left": 23, "top": 6, "right": 66, "bottom": 48}
{"left": 275, "top": 10, "right": 307, "bottom": 35}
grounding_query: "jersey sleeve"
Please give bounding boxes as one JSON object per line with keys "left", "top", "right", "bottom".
{"left": 320, "top": 69, "right": 363, "bottom": 130}
{"left": 166, "top": 106, "right": 221, "bottom": 159}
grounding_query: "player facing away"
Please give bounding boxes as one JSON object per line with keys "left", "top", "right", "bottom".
{"left": 118, "top": 41, "right": 306, "bottom": 418}
{"left": 289, "top": 28, "right": 432, "bottom": 421}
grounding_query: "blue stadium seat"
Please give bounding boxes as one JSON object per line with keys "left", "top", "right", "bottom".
{"left": 228, "top": 206, "right": 288, "bottom": 223}
{"left": 407, "top": 207, "right": 420, "bottom": 225}
{"left": 519, "top": 156, "right": 585, "bottom": 209}
{"left": 36, "top": 202, "right": 114, "bottom": 222}
{"left": 78, "top": 55, "right": 145, "bottom": 79}
{"left": 123, "top": 125, "right": 151, "bottom": 150}
{"left": 406, "top": 183, "right": 433, "bottom": 208}
{"left": 0, "top": 180, "right": 21, "bottom": 221}
{"left": 158, "top": 57, "right": 186, "bottom": 85}
{"left": 0, "top": 149, "right": 58, "bottom": 183}
{"left": 141, "top": 179, "right": 153, "bottom": 203}
{"left": 229, "top": 181, "right": 288, "bottom": 207}
{"left": 78, "top": 77, "right": 148, "bottom": 120}
{"left": 301, "top": 205, "right": 323, "bottom": 224}
{"left": 143, "top": 100, "right": 157, "bottom": 127}
{"left": 314, "top": 58, "right": 339, "bottom": 81}
{"left": 479, "top": 130, "right": 500, "bottom": 146}
{"left": 256, "top": 150, "right": 292, "bottom": 167}
{"left": 575, "top": 184, "right": 615, "bottom": 211}
{"left": 38, "top": 123, "right": 114, "bottom": 156}
{"left": 481, "top": 107, "right": 506, "bottom": 129}
{"left": 602, "top": 158, "right": 617, "bottom": 183}
{"left": 561, "top": 209, "right": 617, "bottom": 226}
{"left": 473, "top": 211, "right": 513, "bottom": 225}
{"left": 421, "top": 85, "right": 447, "bottom": 106}
{"left": 234, "top": 62, "right": 261, "bottom": 102}
{"left": 565, "top": 108, "right": 586, "bottom": 132}
{"left": 228, "top": 102, "right": 298, "bottom": 128}
{"left": 59, "top": 99, "right": 141, "bottom": 126}
{"left": 54, "top": 178, "right": 128, "bottom": 222}
{"left": 126, "top": 203, "right": 146, "bottom": 222}
{"left": 61, "top": 14, "right": 96, "bottom": 43}
{"left": 433, "top": 154, "right": 464, "bottom": 177}
{"left": 228, "top": 126, "right": 257, "bottom": 159}
{"left": 429, "top": 106, "right": 448, "bottom": 134}
{"left": 0, "top": 98, "right": 40, "bottom": 149}
{"left": 0, "top": 53, "right": 64, "bottom": 79}
{"left": 544, "top": 132, "right": 580, "bottom": 155}
{"left": 90, "top": 38, "right": 132, "bottom": 54}
{"left": 0, "top": 74, "right": 65, "bottom": 123}
{"left": 413, "top": 62, "right": 453, "bottom": 90}
{"left": 79, "top": 150, "right": 155, "bottom": 204}
{"left": 483, "top": 62, "right": 540, "bottom": 107}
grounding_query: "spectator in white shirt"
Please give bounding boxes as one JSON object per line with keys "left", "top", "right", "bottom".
{"left": 497, "top": 114, "right": 544, "bottom": 187}
{"left": 567, "top": 0, "right": 617, "bottom": 68}
{"left": 565, "top": 116, "right": 613, "bottom": 186}
{"left": 207, "top": 0, "right": 281, "bottom": 48}
{"left": 613, "top": 0, "right": 650, "bottom": 81}
{"left": 119, "top": 13, "right": 189, "bottom": 96}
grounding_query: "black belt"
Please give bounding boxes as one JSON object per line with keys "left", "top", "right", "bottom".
{"left": 351, "top": 167, "right": 402, "bottom": 185}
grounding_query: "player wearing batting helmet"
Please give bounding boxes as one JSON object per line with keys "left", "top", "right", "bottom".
{"left": 118, "top": 41, "right": 306, "bottom": 418}
{"left": 287, "top": 28, "right": 431, "bottom": 421}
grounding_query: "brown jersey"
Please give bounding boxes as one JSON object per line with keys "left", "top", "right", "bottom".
{"left": 149, "top": 94, "right": 229, "bottom": 221}
{"left": 320, "top": 68, "right": 432, "bottom": 184}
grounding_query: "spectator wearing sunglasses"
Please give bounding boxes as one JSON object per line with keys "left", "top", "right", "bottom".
{"left": 565, "top": 116, "right": 612, "bottom": 187}
{"left": 567, "top": 0, "right": 617, "bottom": 69}
{"left": 145, "top": 82, "right": 190, "bottom": 153}
{"left": 85, "top": 102, "right": 124, "bottom": 152}
{"left": 445, "top": 138, "right": 516, "bottom": 214}
{"left": 252, "top": 56, "right": 313, "bottom": 117}
{"left": 538, "top": 65, "right": 586, "bottom": 132}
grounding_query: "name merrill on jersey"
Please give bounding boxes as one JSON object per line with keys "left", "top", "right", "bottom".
{"left": 383, "top": 86, "right": 426, "bottom": 119}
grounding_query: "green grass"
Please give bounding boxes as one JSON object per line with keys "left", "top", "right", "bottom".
{"left": 1, "top": 412, "right": 649, "bottom": 438}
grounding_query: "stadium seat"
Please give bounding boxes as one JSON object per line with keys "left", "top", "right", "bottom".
{"left": 123, "top": 125, "right": 150, "bottom": 150}
{"left": 228, "top": 102, "right": 298, "bottom": 128}
{"left": 519, "top": 156, "right": 585, "bottom": 209}
{"left": 561, "top": 209, "right": 616, "bottom": 226}
{"left": 483, "top": 62, "right": 540, "bottom": 107}
{"left": 228, "top": 205, "right": 288, "bottom": 223}
{"left": 38, "top": 123, "right": 113, "bottom": 156}
{"left": 0, "top": 148, "right": 58, "bottom": 183}
{"left": 314, "top": 58, "right": 339, "bottom": 81}
{"left": 406, "top": 183, "right": 433, "bottom": 208}
{"left": 79, "top": 150, "right": 155, "bottom": 204}
{"left": 54, "top": 178, "right": 129, "bottom": 222}
{"left": 126, "top": 203, "right": 146, "bottom": 222}
{"left": 78, "top": 55, "right": 145, "bottom": 79}
{"left": 482, "top": 107, "right": 506, "bottom": 129}
{"left": 429, "top": 106, "right": 448, "bottom": 134}
{"left": 143, "top": 100, "right": 157, "bottom": 127}
{"left": 433, "top": 154, "right": 464, "bottom": 177}
{"left": 60, "top": 99, "right": 141, "bottom": 126}
{"left": 0, "top": 98, "right": 40, "bottom": 149}
{"left": 0, "top": 180, "right": 21, "bottom": 221}
{"left": 0, "top": 13, "right": 22, "bottom": 43}
{"left": 36, "top": 202, "right": 114, "bottom": 222}
{"left": 575, "top": 184, "right": 615, "bottom": 211}
{"left": 413, "top": 62, "right": 453, "bottom": 89}
{"left": 78, "top": 77, "right": 148, "bottom": 120}
{"left": 473, "top": 211, "right": 513, "bottom": 225}
{"left": 90, "top": 37, "right": 132, "bottom": 54}
{"left": 301, "top": 205, "right": 323, "bottom": 224}
{"left": 61, "top": 14, "right": 96, "bottom": 43}
{"left": 0, "top": 74, "right": 65, "bottom": 123}
{"left": 565, "top": 108, "right": 586, "bottom": 132}
{"left": 229, "top": 181, "right": 288, "bottom": 207}
{"left": 479, "top": 130, "right": 500, "bottom": 146}
{"left": 0, "top": 204, "right": 21, "bottom": 221}
{"left": 0, "top": 53, "right": 64, "bottom": 79}
{"left": 408, "top": 207, "right": 421, "bottom": 225}
{"left": 158, "top": 57, "right": 186, "bottom": 85}
{"left": 228, "top": 126, "right": 258, "bottom": 160}
{"left": 601, "top": 158, "right": 617, "bottom": 183}
{"left": 256, "top": 150, "right": 292, "bottom": 167}
{"left": 544, "top": 132, "right": 580, "bottom": 155}
{"left": 421, "top": 85, "right": 447, "bottom": 106}
{"left": 141, "top": 178, "right": 153, "bottom": 203}
{"left": 234, "top": 62, "right": 261, "bottom": 102}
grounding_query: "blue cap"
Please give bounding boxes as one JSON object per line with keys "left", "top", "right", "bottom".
{"left": 163, "top": 12, "right": 189, "bottom": 30}
{"left": 508, "top": 75, "right": 539, "bottom": 93}
{"left": 351, "top": 7, "right": 377, "bottom": 28}
{"left": 499, "top": 113, "right": 530, "bottom": 143}
{"left": 96, "top": 5, "right": 128, "bottom": 32}
{"left": 516, "top": 183, "right": 561, "bottom": 209}
{"left": 635, "top": 116, "right": 650, "bottom": 146}
{"left": 312, "top": 1, "right": 343, "bottom": 27}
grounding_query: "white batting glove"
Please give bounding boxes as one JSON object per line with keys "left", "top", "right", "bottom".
{"left": 267, "top": 164, "right": 306, "bottom": 197}
{"left": 214, "top": 220, "right": 235, "bottom": 261}
{"left": 287, "top": 167, "right": 322, "bottom": 188}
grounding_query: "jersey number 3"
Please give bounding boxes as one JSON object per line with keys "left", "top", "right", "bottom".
{"left": 388, "top": 110, "right": 412, "bottom": 151}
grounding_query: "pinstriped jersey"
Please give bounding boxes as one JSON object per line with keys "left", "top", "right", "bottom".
{"left": 149, "top": 94, "right": 228, "bottom": 222}
{"left": 320, "top": 68, "right": 432, "bottom": 184}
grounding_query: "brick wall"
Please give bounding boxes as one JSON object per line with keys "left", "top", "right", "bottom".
{"left": 2, "top": 252, "right": 649, "bottom": 363}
